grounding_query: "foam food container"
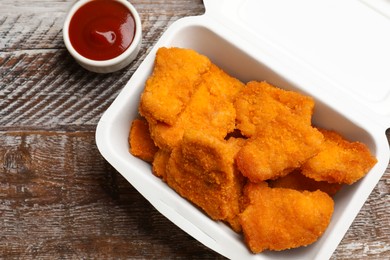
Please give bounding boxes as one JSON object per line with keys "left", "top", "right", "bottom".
{"left": 96, "top": 0, "right": 390, "bottom": 258}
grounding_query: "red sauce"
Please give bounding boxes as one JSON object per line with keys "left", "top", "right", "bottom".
{"left": 69, "top": 0, "right": 136, "bottom": 61}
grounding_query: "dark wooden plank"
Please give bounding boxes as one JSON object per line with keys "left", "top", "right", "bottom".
{"left": 0, "top": 0, "right": 205, "bottom": 130}
{"left": 0, "top": 0, "right": 205, "bottom": 51}
{"left": 0, "top": 131, "right": 388, "bottom": 259}
{"left": 0, "top": 131, "right": 224, "bottom": 259}
{"left": 333, "top": 157, "right": 390, "bottom": 258}
{"left": 0, "top": 49, "right": 130, "bottom": 130}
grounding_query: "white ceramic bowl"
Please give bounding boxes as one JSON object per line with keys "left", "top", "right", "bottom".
{"left": 63, "top": 0, "right": 142, "bottom": 73}
{"left": 96, "top": 0, "right": 390, "bottom": 259}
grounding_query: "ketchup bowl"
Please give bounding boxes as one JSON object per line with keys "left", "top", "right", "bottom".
{"left": 63, "top": 0, "right": 142, "bottom": 73}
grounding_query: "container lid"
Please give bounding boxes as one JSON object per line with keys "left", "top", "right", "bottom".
{"left": 204, "top": 0, "right": 390, "bottom": 126}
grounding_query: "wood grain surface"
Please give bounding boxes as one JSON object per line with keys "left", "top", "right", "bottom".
{"left": 1, "top": 0, "right": 389, "bottom": 259}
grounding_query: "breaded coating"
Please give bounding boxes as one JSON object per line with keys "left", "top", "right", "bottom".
{"left": 129, "top": 118, "right": 158, "bottom": 162}
{"left": 149, "top": 64, "right": 244, "bottom": 151}
{"left": 236, "top": 117, "right": 324, "bottom": 182}
{"left": 128, "top": 47, "right": 378, "bottom": 254}
{"left": 268, "top": 169, "right": 342, "bottom": 196}
{"left": 235, "top": 81, "right": 314, "bottom": 137}
{"left": 152, "top": 149, "right": 171, "bottom": 181}
{"left": 301, "top": 129, "right": 377, "bottom": 184}
{"left": 139, "top": 47, "right": 211, "bottom": 125}
{"left": 166, "top": 130, "right": 245, "bottom": 232}
{"left": 239, "top": 182, "right": 334, "bottom": 253}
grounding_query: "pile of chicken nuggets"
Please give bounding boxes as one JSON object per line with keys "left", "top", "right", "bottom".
{"left": 129, "top": 47, "right": 377, "bottom": 253}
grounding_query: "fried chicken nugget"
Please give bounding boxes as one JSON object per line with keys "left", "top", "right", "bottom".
{"left": 139, "top": 47, "right": 211, "bottom": 125}
{"left": 239, "top": 182, "right": 334, "bottom": 253}
{"left": 301, "top": 129, "right": 377, "bottom": 184}
{"left": 236, "top": 117, "right": 324, "bottom": 182}
{"left": 235, "top": 81, "right": 314, "bottom": 137}
{"left": 129, "top": 118, "right": 158, "bottom": 162}
{"left": 166, "top": 130, "right": 245, "bottom": 232}
{"left": 152, "top": 149, "right": 171, "bottom": 181}
{"left": 268, "top": 169, "right": 342, "bottom": 196}
{"left": 149, "top": 64, "right": 244, "bottom": 151}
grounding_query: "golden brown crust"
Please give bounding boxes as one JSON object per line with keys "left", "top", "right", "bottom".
{"left": 139, "top": 47, "right": 211, "bottom": 125}
{"left": 268, "top": 169, "right": 343, "bottom": 196}
{"left": 234, "top": 81, "right": 314, "bottom": 137}
{"left": 148, "top": 65, "right": 243, "bottom": 151}
{"left": 152, "top": 149, "right": 170, "bottom": 181}
{"left": 301, "top": 129, "right": 377, "bottom": 184}
{"left": 128, "top": 47, "right": 377, "bottom": 254}
{"left": 236, "top": 117, "right": 324, "bottom": 182}
{"left": 166, "top": 131, "right": 245, "bottom": 232}
{"left": 128, "top": 118, "right": 158, "bottom": 162}
{"left": 239, "top": 182, "right": 334, "bottom": 253}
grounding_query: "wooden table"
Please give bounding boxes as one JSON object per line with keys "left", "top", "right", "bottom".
{"left": 1, "top": 0, "right": 389, "bottom": 259}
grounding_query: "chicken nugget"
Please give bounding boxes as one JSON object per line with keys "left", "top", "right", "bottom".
{"left": 129, "top": 118, "right": 158, "bottom": 162}
{"left": 236, "top": 117, "right": 324, "bottom": 182}
{"left": 166, "top": 130, "right": 245, "bottom": 232}
{"left": 239, "top": 182, "right": 334, "bottom": 253}
{"left": 235, "top": 81, "right": 314, "bottom": 137}
{"left": 205, "top": 63, "right": 244, "bottom": 101}
{"left": 301, "top": 129, "right": 377, "bottom": 184}
{"left": 268, "top": 169, "right": 342, "bottom": 196}
{"left": 139, "top": 47, "right": 211, "bottom": 125}
{"left": 152, "top": 149, "right": 171, "bottom": 181}
{"left": 149, "top": 64, "right": 243, "bottom": 151}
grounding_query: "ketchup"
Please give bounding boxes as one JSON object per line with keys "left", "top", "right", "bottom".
{"left": 69, "top": 0, "right": 136, "bottom": 61}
